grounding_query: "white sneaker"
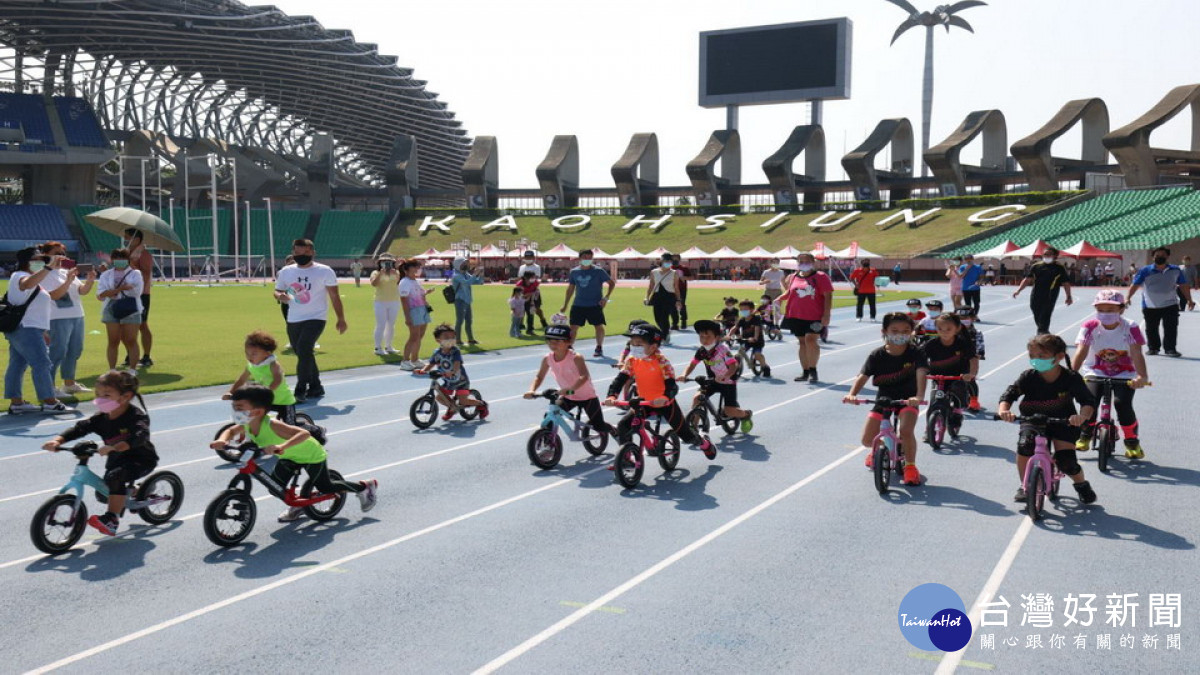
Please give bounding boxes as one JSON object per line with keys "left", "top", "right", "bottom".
{"left": 127, "top": 368, "right": 138, "bottom": 377}
{"left": 357, "top": 479, "right": 378, "bottom": 512}
{"left": 412, "top": 359, "right": 427, "bottom": 369}
{"left": 277, "top": 507, "right": 304, "bottom": 522}
{"left": 54, "top": 387, "right": 70, "bottom": 399}
{"left": 42, "top": 402, "right": 71, "bottom": 413}
{"left": 314, "top": 343, "right": 322, "bottom": 350}
{"left": 8, "top": 402, "right": 41, "bottom": 414}
{"left": 62, "top": 383, "right": 91, "bottom": 394}
{"left": 399, "top": 360, "right": 416, "bottom": 371}
{"left": 386, "top": 347, "right": 400, "bottom": 355}
{"left": 374, "top": 348, "right": 387, "bottom": 356}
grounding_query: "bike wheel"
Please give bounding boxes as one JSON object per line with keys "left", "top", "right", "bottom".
{"left": 717, "top": 395, "right": 739, "bottom": 435}
{"left": 213, "top": 423, "right": 243, "bottom": 463}
{"left": 872, "top": 439, "right": 891, "bottom": 494}
{"left": 1096, "top": 425, "right": 1112, "bottom": 473}
{"left": 581, "top": 425, "right": 608, "bottom": 456}
{"left": 30, "top": 494, "right": 87, "bottom": 554}
{"left": 686, "top": 408, "right": 710, "bottom": 437}
{"left": 614, "top": 443, "right": 643, "bottom": 489}
{"left": 657, "top": 432, "right": 681, "bottom": 472}
{"left": 460, "top": 390, "right": 485, "bottom": 420}
{"left": 301, "top": 470, "right": 348, "bottom": 521}
{"left": 409, "top": 394, "right": 438, "bottom": 429}
{"left": 1026, "top": 465, "right": 1046, "bottom": 521}
{"left": 748, "top": 355, "right": 763, "bottom": 377}
{"left": 293, "top": 412, "right": 316, "bottom": 427}
{"left": 928, "top": 411, "right": 945, "bottom": 451}
{"left": 203, "top": 489, "right": 256, "bottom": 547}
{"left": 134, "top": 471, "right": 184, "bottom": 524}
{"left": 1049, "top": 475, "right": 1061, "bottom": 501}
{"left": 526, "top": 428, "right": 563, "bottom": 470}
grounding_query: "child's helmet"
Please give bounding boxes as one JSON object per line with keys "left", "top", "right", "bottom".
{"left": 925, "top": 299, "right": 944, "bottom": 309}
{"left": 623, "top": 323, "right": 664, "bottom": 344}
{"left": 550, "top": 312, "right": 569, "bottom": 326}
{"left": 1092, "top": 289, "right": 1126, "bottom": 307}
{"left": 545, "top": 325, "right": 572, "bottom": 341}
{"left": 626, "top": 318, "right": 651, "bottom": 332}
{"left": 955, "top": 306, "right": 974, "bottom": 317}
{"left": 906, "top": 298, "right": 922, "bottom": 308}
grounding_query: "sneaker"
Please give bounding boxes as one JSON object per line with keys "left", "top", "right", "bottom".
{"left": 468, "top": 340, "right": 480, "bottom": 346}
{"left": 357, "top": 479, "right": 378, "bottom": 512}
{"left": 903, "top": 464, "right": 921, "bottom": 486}
{"left": 700, "top": 436, "right": 717, "bottom": 460}
{"left": 314, "top": 343, "right": 322, "bottom": 350}
{"left": 412, "top": 359, "right": 427, "bottom": 369}
{"left": 740, "top": 412, "right": 754, "bottom": 433}
{"left": 864, "top": 448, "right": 874, "bottom": 469}
{"left": 763, "top": 367, "right": 772, "bottom": 378}
{"left": 307, "top": 386, "right": 326, "bottom": 399}
{"left": 1013, "top": 487, "right": 1027, "bottom": 502}
{"left": 8, "top": 402, "right": 41, "bottom": 414}
{"left": 1073, "top": 480, "right": 1097, "bottom": 504}
{"left": 54, "top": 387, "right": 70, "bottom": 399}
{"left": 374, "top": 348, "right": 387, "bottom": 356}
{"left": 386, "top": 347, "right": 401, "bottom": 355}
{"left": 42, "top": 402, "right": 71, "bottom": 413}
{"left": 139, "top": 355, "right": 154, "bottom": 367}
{"left": 1075, "top": 437, "right": 1091, "bottom": 452}
{"left": 856, "top": 317, "right": 863, "bottom": 322}
{"left": 593, "top": 347, "right": 604, "bottom": 358}
{"left": 477, "top": 403, "right": 490, "bottom": 420}
{"left": 399, "top": 361, "right": 416, "bottom": 371}
{"left": 794, "top": 370, "right": 810, "bottom": 383}
{"left": 127, "top": 368, "right": 138, "bottom": 377}
{"left": 1147, "top": 349, "right": 1160, "bottom": 356}
{"left": 277, "top": 507, "right": 305, "bottom": 522}
{"left": 808, "top": 369, "right": 819, "bottom": 383}
{"left": 62, "top": 382, "right": 91, "bottom": 394}
{"left": 1165, "top": 350, "right": 1182, "bottom": 358}
{"left": 1124, "top": 443, "right": 1145, "bottom": 459}
{"left": 283, "top": 343, "right": 293, "bottom": 352}
{"left": 88, "top": 512, "right": 119, "bottom": 536}
{"left": 967, "top": 397, "right": 982, "bottom": 412}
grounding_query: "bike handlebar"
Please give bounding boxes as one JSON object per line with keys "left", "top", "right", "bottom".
{"left": 844, "top": 398, "right": 926, "bottom": 407}
{"left": 55, "top": 441, "right": 98, "bottom": 457}
{"left": 927, "top": 375, "right": 963, "bottom": 381}
{"left": 1085, "top": 377, "right": 1153, "bottom": 387}
{"left": 992, "top": 414, "right": 1071, "bottom": 425}
{"left": 539, "top": 388, "right": 561, "bottom": 401}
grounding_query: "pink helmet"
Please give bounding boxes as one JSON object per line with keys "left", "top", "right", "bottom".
{"left": 1092, "top": 289, "right": 1125, "bottom": 306}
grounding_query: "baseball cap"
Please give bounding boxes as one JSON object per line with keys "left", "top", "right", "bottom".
{"left": 545, "top": 325, "right": 572, "bottom": 340}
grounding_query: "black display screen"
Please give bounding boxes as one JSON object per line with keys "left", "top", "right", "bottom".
{"left": 700, "top": 19, "right": 850, "bottom": 105}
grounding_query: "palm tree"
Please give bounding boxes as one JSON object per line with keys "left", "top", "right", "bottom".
{"left": 886, "top": 1, "right": 987, "bottom": 177}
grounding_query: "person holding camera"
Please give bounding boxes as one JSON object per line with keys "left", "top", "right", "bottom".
{"left": 38, "top": 241, "right": 95, "bottom": 396}
{"left": 5, "top": 247, "right": 72, "bottom": 413}
{"left": 370, "top": 253, "right": 402, "bottom": 355}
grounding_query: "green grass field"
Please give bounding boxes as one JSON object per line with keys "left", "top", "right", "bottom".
{"left": 0, "top": 281, "right": 928, "bottom": 407}
{"left": 388, "top": 206, "right": 1044, "bottom": 258}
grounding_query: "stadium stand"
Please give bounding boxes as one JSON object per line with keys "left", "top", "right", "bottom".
{"left": 0, "top": 93, "right": 59, "bottom": 150}
{"left": 949, "top": 187, "right": 1200, "bottom": 254}
{"left": 54, "top": 97, "right": 108, "bottom": 148}
{"left": 0, "top": 204, "right": 76, "bottom": 251}
{"left": 238, "top": 209, "right": 310, "bottom": 260}
{"left": 73, "top": 205, "right": 120, "bottom": 252}
{"left": 169, "top": 208, "right": 233, "bottom": 257}
{"left": 314, "top": 211, "right": 386, "bottom": 257}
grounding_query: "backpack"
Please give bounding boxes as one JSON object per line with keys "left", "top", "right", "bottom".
{"left": 0, "top": 284, "right": 40, "bottom": 333}
{"left": 442, "top": 283, "right": 456, "bottom": 304}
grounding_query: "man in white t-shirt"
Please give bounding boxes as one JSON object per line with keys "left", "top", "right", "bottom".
{"left": 517, "top": 250, "right": 548, "bottom": 331}
{"left": 759, "top": 260, "right": 787, "bottom": 301}
{"left": 273, "top": 239, "right": 347, "bottom": 402}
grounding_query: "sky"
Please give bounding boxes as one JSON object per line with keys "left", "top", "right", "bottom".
{"left": 274, "top": 0, "right": 1200, "bottom": 189}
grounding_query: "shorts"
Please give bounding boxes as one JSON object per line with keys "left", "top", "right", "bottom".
{"left": 102, "top": 456, "right": 156, "bottom": 495}
{"left": 1017, "top": 422, "right": 1080, "bottom": 455}
{"left": 409, "top": 305, "right": 432, "bottom": 326}
{"left": 569, "top": 305, "right": 606, "bottom": 327}
{"left": 740, "top": 341, "right": 764, "bottom": 354}
{"left": 781, "top": 317, "right": 823, "bottom": 336}
{"left": 764, "top": 288, "right": 783, "bottom": 301}
{"left": 439, "top": 381, "right": 471, "bottom": 396}
{"left": 101, "top": 304, "right": 143, "bottom": 325}
{"left": 710, "top": 381, "right": 739, "bottom": 408}
{"left": 869, "top": 404, "right": 919, "bottom": 418}
{"left": 527, "top": 291, "right": 543, "bottom": 308}
{"left": 140, "top": 294, "right": 151, "bottom": 322}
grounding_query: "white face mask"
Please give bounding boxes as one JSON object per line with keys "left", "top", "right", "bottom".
{"left": 700, "top": 340, "right": 716, "bottom": 350}
{"left": 628, "top": 345, "right": 647, "bottom": 359}
{"left": 884, "top": 334, "right": 911, "bottom": 346}
{"left": 1042, "top": 256, "right": 1055, "bottom": 264}
{"left": 1096, "top": 311, "right": 1120, "bottom": 324}
{"left": 797, "top": 263, "right": 814, "bottom": 272}
{"left": 439, "top": 339, "right": 456, "bottom": 349}
{"left": 231, "top": 409, "right": 253, "bottom": 426}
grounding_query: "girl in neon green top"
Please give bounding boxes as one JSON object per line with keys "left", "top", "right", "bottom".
{"left": 212, "top": 385, "right": 378, "bottom": 522}
{"left": 224, "top": 330, "right": 297, "bottom": 423}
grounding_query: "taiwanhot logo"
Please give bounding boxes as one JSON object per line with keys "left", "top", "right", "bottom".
{"left": 898, "top": 583, "right": 972, "bottom": 652}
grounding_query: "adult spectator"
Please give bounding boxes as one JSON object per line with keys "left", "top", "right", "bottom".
{"left": 273, "top": 239, "right": 347, "bottom": 401}
{"left": 1103, "top": 261, "right": 1115, "bottom": 285}
{"left": 1180, "top": 255, "right": 1197, "bottom": 311}
{"left": 1081, "top": 263, "right": 1093, "bottom": 287}
{"left": 759, "top": 260, "right": 786, "bottom": 302}
{"left": 517, "top": 250, "right": 548, "bottom": 331}
{"left": 645, "top": 253, "right": 682, "bottom": 343}
{"left": 892, "top": 261, "right": 903, "bottom": 285}
{"left": 350, "top": 258, "right": 364, "bottom": 287}
{"left": 958, "top": 254, "right": 984, "bottom": 315}
{"left": 125, "top": 229, "right": 155, "bottom": 367}
{"left": 849, "top": 258, "right": 880, "bottom": 322}
{"left": 450, "top": 256, "right": 483, "bottom": 346}
{"left": 38, "top": 241, "right": 95, "bottom": 395}
{"left": 1127, "top": 247, "right": 1194, "bottom": 357}
{"left": 370, "top": 253, "right": 401, "bottom": 355}
{"left": 672, "top": 253, "right": 691, "bottom": 330}
{"left": 1012, "top": 247, "right": 1074, "bottom": 334}
{"left": 5, "top": 247, "right": 69, "bottom": 412}
{"left": 945, "top": 257, "right": 965, "bottom": 309}
{"left": 999, "top": 262, "right": 1008, "bottom": 285}
{"left": 985, "top": 264, "right": 997, "bottom": 285}
{"left": 781, "top": 252, "right": 833, "bottom": 383}
{"left": 560, "top": 249, "right": 615, "bottom": 357}
{"left": 96, "top": 248, "right": 144, "bottom": 373}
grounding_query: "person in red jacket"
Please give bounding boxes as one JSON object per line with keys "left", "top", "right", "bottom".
{"left": 849, "top": 259, "right": 881, "bottom": 322}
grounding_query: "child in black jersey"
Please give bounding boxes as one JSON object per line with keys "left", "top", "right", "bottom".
{"left": 844, "top": 312, "right": 929, "bottom": 486}
{"left": 997, "top": 334, "right": 1098, "bottom": 504}
{"left": 715, "top": 297, "right": 739, "bottom": 331}
{"left": 918, "top": 313, "right": 978, "bottom": 436}
{"left": 42, "top": 370, "right": 156, "bottom": 536}
{"left": 729, "top": 299, "right": 770, "bottom": 377}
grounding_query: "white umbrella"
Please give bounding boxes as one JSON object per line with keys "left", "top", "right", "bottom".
{"left": 610, "top": 247, "right": 646, "bottom": 260}
{"left": 679, "top": 246, "right": 711, "bottom": 260}
{"left": 739, "top": 246, "right": 774, "bottom": 259}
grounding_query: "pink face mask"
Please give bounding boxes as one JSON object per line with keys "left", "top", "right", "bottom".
{"left": 94, "top": 397, "right": 121, "bottom": 413}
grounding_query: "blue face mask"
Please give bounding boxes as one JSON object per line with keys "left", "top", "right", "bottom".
{"left": 662, "top": 261, "right": 673, "bottom": 269}
{"left": 1030, "top": 357, "right": 1056, "bottom": 372}
{"left": 739, "top": 310, "right": 751, "bottom": 318}
{"left": 580, "top": 259, "right": 594, "bottom": 267}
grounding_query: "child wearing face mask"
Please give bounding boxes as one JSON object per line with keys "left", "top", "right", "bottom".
{"left": 954, "top": 306, "right": 985, "bottom": 410}
{"left": 915, "top": 300, "right": 944, "bottom": 341}
{"left": 997, "top": 334, "right": 1098, "bottom": 504}
{"left": 843, "top": 312, "right": 929, "bottom": 486}
{"left": 716, "top": 297, "right": 739, "bottom": 331}
{"left": 212, "top": 385, "right": 377, "bottom": 523}
{"left": 756, "top": 294, "right": 779, "bottom": 335}
{"left": 43, "top": 370, "right": 156, "bottom": 535}
{"left": 1070, "top": 290, "right": 1150, "bottom": 458}
{"left": 679, "top": 320, "right": 753, "bottom": 432}
{"left": 730, "top": 300, "right": 771, "bottom": 378}
{"left": 524, "top": 325, "right": 611, "bottom": 433}
{"left": 416, "top": 324, "right": 489, "bottom": 420}
{"left": 508, "top": 287, "right": 526, "bottom": 339}
{"left": 223, "top": 330, "right": 296, "bottom": 424}
{"left": 918, "top": 313, "right": 978, "bottom": 435}
{"left": 904, "top": 298, "right": 926, "bottom": 324}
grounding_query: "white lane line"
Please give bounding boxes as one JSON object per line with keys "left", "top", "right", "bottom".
{"left": 22, "top": 468, "right": 604, "bottom": 675}
{"left": 934, "top": 518, "right": 1035, "bottom": 675}
{"left": 472, "top": 445, "right": 864, "bottom": 674}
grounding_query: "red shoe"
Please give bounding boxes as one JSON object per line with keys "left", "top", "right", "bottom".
{"left": 968, "top": 397, "right": 982, "bottom": 412}
{"left": 477, "top": 403, "right": 490, "bottom": 420}
{"left": 864, "top": 449, "right": 874, "bottom": 469}
{"left": 88, "top": 513, "right": 118, "bottom": 536}
{"left": 441, "top": 410, "right": 456, "bottom": 422}
{"left": 700, "top": 437, "right": 716, "bottom": 460}
{"left": 903, "top": 464, "right": 921, "bottom": 486}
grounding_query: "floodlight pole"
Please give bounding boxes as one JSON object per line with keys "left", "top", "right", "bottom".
{"left": 208, "top": 154, "right": 218, "bottom": 283}
{"left": 245, "top": 200, "right": 252, "bottom": 281}
{"left": 232, "top": 158, "right": 239, "bottom": 281}
{"left": 265, "top": 197, "right": 276, "bottom": 278}
{"left": 168, "top": 197, "right": 176, "bottom": 279}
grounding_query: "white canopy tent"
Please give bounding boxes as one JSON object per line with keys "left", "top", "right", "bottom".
{"left": 739, "top": 246, "right": 774, "bottom": 259}
{"left": 679, "top": 246, "right": 712, "bottom": 260}
{"left": 477, "top": 244, "right": 507, "bottom": 259}
{"left": 540, "top": 243, "right": 579, "bottom": 259}
{"left": 708, "top": 246, "right": 741, "bottom": 259}
{"left": 609, "top": 247, "right": 646, "bottom": 260}
{"left": 772, "top": 245, "right": 803, "bottom": 258}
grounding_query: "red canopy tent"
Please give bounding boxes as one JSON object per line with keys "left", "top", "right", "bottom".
{"left": 1060, "top": 240, "right": 1122, "bottom": 259}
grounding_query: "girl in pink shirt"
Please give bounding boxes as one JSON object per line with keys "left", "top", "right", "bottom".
{"left": 524, "top": 325, "right": 611, "bottom": 433}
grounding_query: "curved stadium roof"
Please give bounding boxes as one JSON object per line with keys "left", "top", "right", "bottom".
{"left": 0, "top": 0, "right": 471, "bottom": 188}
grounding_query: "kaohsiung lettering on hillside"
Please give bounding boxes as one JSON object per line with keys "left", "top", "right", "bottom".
{"left": 416, "top": 204, "right": 1026, "bottom": 234}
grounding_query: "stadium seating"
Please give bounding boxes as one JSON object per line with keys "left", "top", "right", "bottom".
{"left": 73, "top": 205, "right": 123, "bottom": 252}
{"left": 54, "top": 97, "right": 108, "bottom": 148}
{"left": 0, "top": 204, "right": 75, "bottom": 251}
{"left": 313, "top": 210, "right": 386, "bottom": 257}
{"left": 949, "top": 187, "right": 1200, "bottom": 255}
{"left": 0, "top": 93, "right": 57, "bottom": 146}
{"left": 236, "top": 209, "right": 310, "bottom": 260}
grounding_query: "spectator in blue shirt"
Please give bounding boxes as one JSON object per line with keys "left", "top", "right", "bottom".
{"left": 958, "top": 254, "right": 985, "bottom": 315}
{"left": 1127, "top": 247, "right": 1195, "bottom": 357}
{"left": 560, "top": 249, "right": 616, "bottom": 358}
{"left": 450, "top": 257, "right": 484, "bottom": 346}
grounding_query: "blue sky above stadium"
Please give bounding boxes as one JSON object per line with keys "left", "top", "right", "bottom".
{"left": 277, "top": 0, "right": 1200, "bottom": 190}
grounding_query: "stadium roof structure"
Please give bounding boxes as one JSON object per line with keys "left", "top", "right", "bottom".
{"left": 0, "top": 0, "right": 471, "bottom": 188}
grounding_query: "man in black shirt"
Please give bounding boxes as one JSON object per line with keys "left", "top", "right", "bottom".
{"left": 1012, "top": 247, "right": 1074, "bottom": 333}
